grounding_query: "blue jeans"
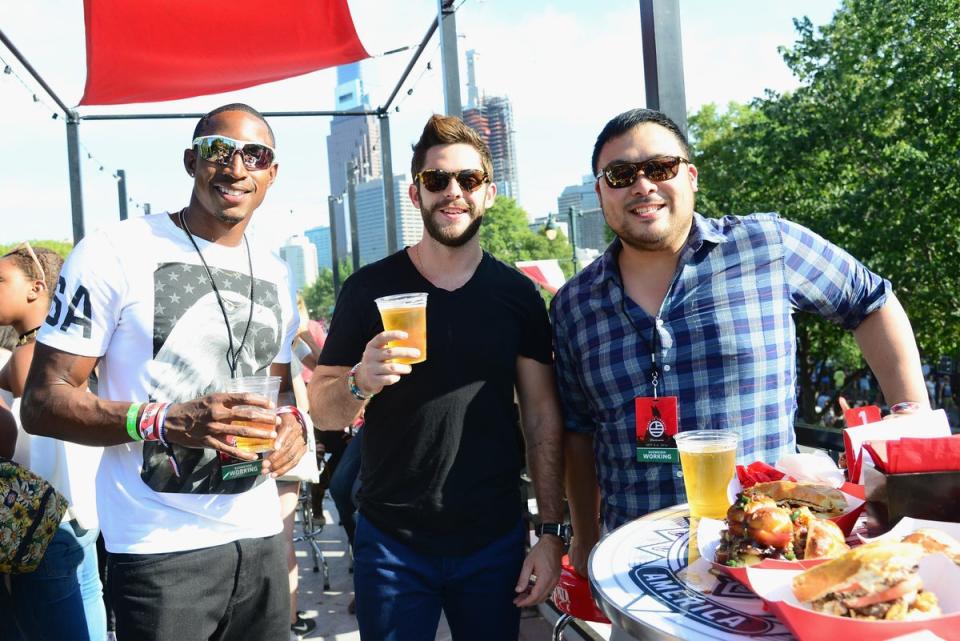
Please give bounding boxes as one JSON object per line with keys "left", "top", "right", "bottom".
{"left": 353, "top": 515, "right": 524, "bottom": 641}
{"left": 329, "top": 429, "right": 362, "bottom": 545}
{"left": 3, "top": 521, "right": 107, "bottom": 641}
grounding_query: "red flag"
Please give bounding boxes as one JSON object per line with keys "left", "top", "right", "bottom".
{"left": 80, "top": 0, "right": 369, "bottom": 105}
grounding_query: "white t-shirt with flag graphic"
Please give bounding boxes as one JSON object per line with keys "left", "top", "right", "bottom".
{"left": 38, "top": 213, "right": 298, "bottom": 554}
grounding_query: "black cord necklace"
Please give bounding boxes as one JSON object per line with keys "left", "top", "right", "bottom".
{"left": 178, "top": 209, "right": 255, "bottom": 378}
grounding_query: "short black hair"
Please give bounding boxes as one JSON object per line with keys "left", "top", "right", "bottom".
{"left": 191, "top": 103, "right": 276, "bottom": 146}
{"left": 591, "top": 108, "right": 690, "bottom": 174}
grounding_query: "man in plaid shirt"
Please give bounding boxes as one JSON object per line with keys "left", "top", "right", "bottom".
{"left": 552, "top": 108, "right": 928, "bottom": 580}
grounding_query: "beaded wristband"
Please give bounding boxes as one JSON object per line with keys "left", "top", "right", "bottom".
{"left": 126, "top": 402, "right": 144, "bottom": 442}
{"left": 347, "top": 363, "right": 375, "bottom": 401}
{"left": 890, "top": 401, "right": 922, "bottom": 415}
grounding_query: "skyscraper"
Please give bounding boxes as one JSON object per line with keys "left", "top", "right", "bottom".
{"left": 466, "top": 50, "right": 481, "bottom": 110}
{"left": 304, "top": 226, "right": 332, "bottom": 271}
{"left": 557, "top": 176, "right": 608, "bottom": 252}
{"left": 355, "top": 175, "right": 423, "bottom": 266}
{"left": 280, "top": 234, "right": 319, "bottom": 291}
{"left": 327, "top": 63, "right": 382, "bottom": 259}
{"left": 462, "top": 50, "right": 520, "bottom": 202}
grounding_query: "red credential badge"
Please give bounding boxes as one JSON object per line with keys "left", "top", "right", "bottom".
{"left": 635, "top": 396, "right": 679, "bottom": 463}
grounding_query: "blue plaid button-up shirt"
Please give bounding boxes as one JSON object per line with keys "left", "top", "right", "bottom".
{"left": 551, "top": 213, "right": 890, "bottom": 530}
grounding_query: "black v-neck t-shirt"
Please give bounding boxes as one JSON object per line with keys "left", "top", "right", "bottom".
{"left": 319, "top": 249, "right": 552, "bottom": 555}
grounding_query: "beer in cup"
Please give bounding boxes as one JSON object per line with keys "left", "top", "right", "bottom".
{"left": 375, "top": 293, "right": 428, "bottom": 364}
{"left": 674, "top": 429, "right": 738, "bottom": 519}
{"left": 226, "top": 375, "right": 281, "bottom": 453}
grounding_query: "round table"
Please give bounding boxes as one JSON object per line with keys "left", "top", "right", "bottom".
{"left": 588, "top": 504, "right": 793, "bottom": 640}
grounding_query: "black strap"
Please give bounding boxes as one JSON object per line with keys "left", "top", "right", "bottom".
{"left": 649, "top": 321, "right": 662, "bottom": 399}
{"left": 620, "top": 296, "right": 663, "bottom": 399}
{"left": 178, "top": 209, "right": 255, "bottom": 378}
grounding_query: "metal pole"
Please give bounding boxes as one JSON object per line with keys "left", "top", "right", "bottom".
{"left": 379, "top": 113, "right": 398, "bottom": 254}
{"left": 65, "top": 110, "right": 85, "bottom": 243}
{"left": 568, "top": 206, "right": 580, "bottom": 273}
{"left": 116, "top": 169, "right": 129, "bottom": 221}
{"left": 346, "top": 162, "right": 361, "bottom": 272}
{"left": 437, "top": 0, "right": 462, "bottom": 117}
{"left": 0, "top": 29, "right": 72, "bottom": 117}
{"left": 638, "top": 0, "right": 688, "bottom": 136}
{"left": 328, "top": 196, "right": 342, "bottom": 298}
{"left": 380, "top": 17, "right": 440, "bottom": 113}
{"left": 80, "top": 109, "right": 378, "bottom": 121}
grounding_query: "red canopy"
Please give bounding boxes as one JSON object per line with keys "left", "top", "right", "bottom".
{"left": 515, "top": 260, "right": 567, "bottom": 295}
{"left": 80, "top": 0, "right": 369, "bottom": 105}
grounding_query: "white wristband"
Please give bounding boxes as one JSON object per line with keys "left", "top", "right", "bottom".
{"left": 292, "top": 337, "right": 313, "bottom": 361}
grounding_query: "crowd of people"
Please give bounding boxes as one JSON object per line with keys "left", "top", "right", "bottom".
{"left": 0, "top": 103, "right": 930, "bottom": 641}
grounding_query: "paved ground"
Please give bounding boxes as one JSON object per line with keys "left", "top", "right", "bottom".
{"left": 291, "top": 490, "right": 555, "bottom": 641}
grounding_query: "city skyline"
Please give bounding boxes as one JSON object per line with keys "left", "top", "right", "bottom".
{"left": 326, "top": 62, "right": 382, "bottom": 260}
{"left": 2, "top": 1, "right": 841, "bottom": 248}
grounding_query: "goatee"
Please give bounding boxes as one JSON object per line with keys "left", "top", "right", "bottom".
{"left": 421, "top": 204, "right": 484, "bottom": 247}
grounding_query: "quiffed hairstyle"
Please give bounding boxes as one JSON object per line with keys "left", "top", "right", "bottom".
{"left": 192, "top": 103, "right": 276, "bottom": 146}
{"left": 591, "top": 108, "right": 691, "bottom": 174}
{"left": 410, "top": 114, "right": 494, "bottom": 182}
{"left": 3, "top": 246, "right": 63, "bottom": 294}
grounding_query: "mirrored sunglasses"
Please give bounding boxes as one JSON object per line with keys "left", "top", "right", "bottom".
{"left": 596, "top": 156, "right": 690, "bottom": 189}
{"left": 415, "top": 169, "right": 489, "bottom": 193}
{"left": 192, "top": 135, "right": 277, "bottom": 171}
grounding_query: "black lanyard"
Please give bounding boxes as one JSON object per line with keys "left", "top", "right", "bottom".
{"left": 178, "top": 209, "right": 255, "bottom": 378}
{"left": 649, "top": 320, "right": 662, "bottom": 399}
{"left": 620, "top": 295, "right": 664, "bottom": 399}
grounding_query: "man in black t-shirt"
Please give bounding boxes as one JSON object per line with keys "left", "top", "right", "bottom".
{"left": 309, "top": 114, "right": 565, "bottom": 640}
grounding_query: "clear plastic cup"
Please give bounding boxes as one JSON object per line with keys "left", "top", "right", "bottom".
{"left": 674, "top": 429, "right": 739, "bottom": 519}
{"left": 375, "top": 292, "right": 428, "bottom": 364}
{"left": 225, "top": 375, "right": 281, "bottom": 453}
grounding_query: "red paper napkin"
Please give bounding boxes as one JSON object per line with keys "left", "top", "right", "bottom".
{"left": 862, "top": 435, "right": 960, "bottom": 473}
{"left": 735, "top": 460, "right": 785, "bottom": 487}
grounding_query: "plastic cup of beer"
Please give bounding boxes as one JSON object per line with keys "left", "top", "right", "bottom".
{"left": 375, "top": 292, "right": 428, "bottom": 364}
{"left": 225, "top": 375, "right": 281, "bottom": 453}
{"left": 674, "top": 429, "right": 738, "bottom": 519}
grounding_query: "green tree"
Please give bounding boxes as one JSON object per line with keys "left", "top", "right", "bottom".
{"left": 0, "top": 240, "right": 73, "bottom": 259}
{"left": 689, "top": 0, "right": 960, "bottom": 422}
{"left": 480, "top": 196, "right": 573, "bottom": 274}
{"left": 302, "top": 259, "right": 354, "bottom": 321}
{"left": 479, "top": 196, "right": 577, "bottom": 304}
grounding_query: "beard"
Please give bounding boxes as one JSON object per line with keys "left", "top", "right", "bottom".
{"left": 420, "top": 199, "right": 484, "bottom": 247}
{"left": 601, "top": 195, "right": 694, "bottom": 253}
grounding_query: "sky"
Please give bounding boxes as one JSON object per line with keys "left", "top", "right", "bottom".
{"left": 1, "top": 0, "right": 841, "bottom": 249}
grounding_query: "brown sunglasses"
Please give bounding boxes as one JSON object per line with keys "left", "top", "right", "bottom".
{"left": 596, "top": 156, "right": 690, "bottom": 189}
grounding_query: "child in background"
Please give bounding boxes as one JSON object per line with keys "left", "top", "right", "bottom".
{"left": 0, "top": 242, "right": 108, "bottom": 641}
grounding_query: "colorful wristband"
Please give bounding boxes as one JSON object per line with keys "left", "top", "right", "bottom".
{"left": 347, "top": 363, "right": 375, "bottom": 401}
{"left": 890, "top": 401, "right": 922, "bottom": 415}
{"left": 156, "top": 403, "right": 172, "bottom": 447}
{"left": 139, "top": 402, "right": 162, "bottom": 441}
{"left": 277, "top": 405, "right": 307, "bottom": 429}
{"left": 126, "top": 402, "right": 144, "bottom": 442}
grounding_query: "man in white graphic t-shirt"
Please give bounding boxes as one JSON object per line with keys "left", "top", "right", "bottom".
{"left": 22, "top": 103, "right": 307, "bottom": 641}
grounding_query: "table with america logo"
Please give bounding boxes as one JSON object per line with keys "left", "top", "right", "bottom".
{"left": 588, "top": 504, "right": 794, "bottom": 640}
